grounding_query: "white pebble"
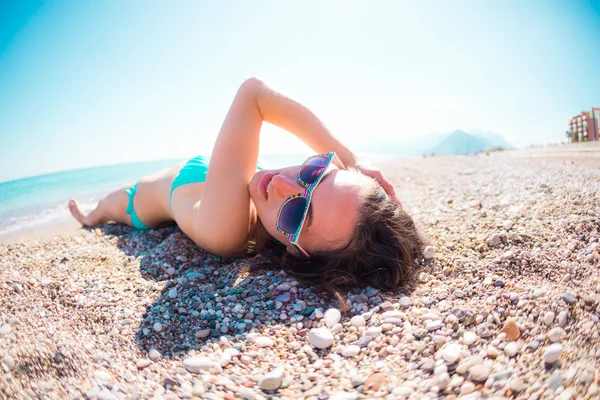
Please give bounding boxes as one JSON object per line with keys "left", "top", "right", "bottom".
{"left": 423, "top": 246, "right": 435, "bottom": 259}
{"left": 3, "top": 355, "right": 15, "bottom": 370}
{"left": 503, "top": 220, "right": 513, "bottom": 230}
{"left": 342, "top": 345, "right": 361, "bottom": 357}
{"left": 255, "top": 336, "right": 274, "bottom": 347}
{"left": 324, "top": 308, "right": 341, "bottom": 327}
{"left": 153, "top": 322, "right": 163, "bottom": 332}
{"left": 0, "top": 324, "right": 11, "bottom": 335}
{"left": 543, "top": 343, "right": 564, "bottom": 363}
{"left": 308, "top": 327, "right": 334, "bottom": 349}
{"left": 183, "top": 357, "right": 212, "bottom": 373}
{"left": 168, "top": 288, "right": 177, "bottom": 299}
{"left": 426, "top": 320, "right": 443, "bottom": 331}
{"left": 543, "top": 311, "right": 555, "bottom": 326}
{"left": 219, "top": 352, "right": 232, "bottom": 367}
{"left": 259, "top": 367, "right": 284, "bottom": 391}
{"left": 504, "top": 342, "right": 520, "bottom": 357}
{"left": 462, "top": 331, "right": 478, "bottom": 346}
{"left": 148, "top": 348, "right": 161, "bottom": 361}
{"left": 547, "top": 327, "right": 564, "bottom": 343}
{"left": 441, "top": 343, "right": 462, "bottom": 364}
{"left": 366, "top": 326, "right": 382, "bottom": 338}
{"left": 557, "top": 311, "right": 568, "bottom": 327}
{"left": 350, "top": 315, "right": 365, "bottom": 327}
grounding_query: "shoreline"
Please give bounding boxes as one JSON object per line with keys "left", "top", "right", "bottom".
{"left": 0, "top": 220, "right": 83, "bottom": 245}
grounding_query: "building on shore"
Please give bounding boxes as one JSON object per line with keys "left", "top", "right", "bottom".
{"left": 567, "top": 107, "right": 600, "bottom": 142}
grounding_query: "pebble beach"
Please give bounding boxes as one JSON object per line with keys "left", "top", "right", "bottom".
{"left": 1, "top": 154, "right": 599, "bottom": 400}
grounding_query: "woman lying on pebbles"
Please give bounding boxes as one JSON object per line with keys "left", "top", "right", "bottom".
{"left": 68, "top": 78, "right": 424, "bottom": 296}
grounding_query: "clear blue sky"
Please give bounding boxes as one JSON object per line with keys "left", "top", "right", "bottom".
{"left": 1, "top": 0, "right": 599, "bottom": 182}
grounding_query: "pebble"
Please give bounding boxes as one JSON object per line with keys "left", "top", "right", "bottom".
{"left": 543, "top": 343, "right": 564, "bottom": 364}
{"left": 557, "top": 311, "right": 568, "bottom": 327}
{"left": 366, "top": 326, "right": 382, "bottom": 338}
{"left": 342, "top": 345, "right": 361, "bottom": 357}
{"left": 426, "top": 320, "right": 443, "bottom": 331}
{"left": 148, "top": 348, "right": 161, "bottom": 361}
{"left": 399, "top": 297, "right": 411, "bottom": 308}
{"left": 543, "top": 311, "right": 555, "bottom": 326}
{"left": 96, "top": 389, "right": 117, "bottom": 400}
{"left": 255, "top": 336, "right": 275, "bottom": 347}
{"left": 503, "top": 220, "right": 514, "bottom": 230}
{"left": 136, "top": 359, "right": 151, "bottom": 369}
{"left": 258, "top": 367, "right": 284, "bottom": 391}
{"left": 275, "top": 293, "right": 291, "bottom": 302}
{"left": 363, "top": 373, "right": 387, "bottom": 392}
{"left": 504, "top": 342, "right": 520, "bottom": 357}
{"left": 94, "top": 370, "right": 112, "bottom": 382}
{"left": 3, "top": 355, "right": 15, "bottom": 369}
{"left": 308, "top": 327, "right": 334, "bottom": 349}
{"left": 0, "top": 324, "right": 11, "bottom": 335}
{"left": 420, "top": 358, "right": 435, "bottom": 371}
{"left": 168, "top": 288, "right": 177, "bottom": 299}
{"left": 509, "top": 378, "right": 524, "bottom": 393}
{"left": 219, "top": 352, "right": 232, "bottom": 367}
{"left": 462, "top": 331, "right": 478, "bottom": 345}
{"left": 393, "top": 386, "right": 414, "bottom": 397}
{"left": 183, "top": 357, "right": 212, "bottom": 373}
{"left": 350, "top": 315, "right": 365, "bottom": 327}
{"left": 562, "top": 293, "right": 576, "bottom": 305}
{"left": 423, "top": 246, "right": 435, "bottom": 259}
{"left": 469, "top": 364, "right": 491, "bottom": 382}
{"left": 441, "top": 343, "right": 462, "bottom": 364}
{"left": 324, "top": 308, "right": 342, "bottom": 327}
{"left": 153, "top": 322, "right": 163, "bottom": 332}
{"left": 195, "top": 329, "right": 211, "bottom": 339}
{"left": 460, "top": 381, "right": 476, "bottom": 394}
{"left": 547, "top": 327, "right": 564, "bottom": 342}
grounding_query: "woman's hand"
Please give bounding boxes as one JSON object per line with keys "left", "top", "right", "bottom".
{"left": 354, "top": 164, "right": 403, "bottom": 207}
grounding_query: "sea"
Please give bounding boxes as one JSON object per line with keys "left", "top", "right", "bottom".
{"left": 0, "top": 153, "right": 397, "bottom": 239}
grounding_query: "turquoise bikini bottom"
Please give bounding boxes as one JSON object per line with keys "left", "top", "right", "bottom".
{"left": 124, "top": 183, "right": 151, "bottom": 230}
{"left": 125, "top": 155, "right": 265, "bottom": 230}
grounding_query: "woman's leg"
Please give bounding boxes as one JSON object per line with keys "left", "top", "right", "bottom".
{"left": 68, "top": 182, "right": 133, "bottom": 227}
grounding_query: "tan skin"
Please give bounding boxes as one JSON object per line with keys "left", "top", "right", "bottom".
{"left": 69, "top": 78, "right": 401, "bottom": 257}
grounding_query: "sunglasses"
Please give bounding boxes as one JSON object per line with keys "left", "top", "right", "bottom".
{"left": 275, "top": 152, "right": 336, "bottom": 258}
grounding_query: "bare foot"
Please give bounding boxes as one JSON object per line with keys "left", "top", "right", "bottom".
{"left": 68, "top": 199, "right": 88, "bottom": 226}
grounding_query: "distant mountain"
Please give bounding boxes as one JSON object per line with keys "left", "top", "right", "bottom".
{"left": 353, "top": 129, "right": 511, "bottom": 157}
{"left": 470, "top": 129, "right": 513, "bottom": 149}
{"left": 429, "top": 129, "right": 493, "bottom": 156}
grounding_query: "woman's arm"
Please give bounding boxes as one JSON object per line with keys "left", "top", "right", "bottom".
{"left": 253, "top": 80, "right": 358, "bottom": 168}
{"left": 189, "top": 78, "right": 359, "bottom": 256}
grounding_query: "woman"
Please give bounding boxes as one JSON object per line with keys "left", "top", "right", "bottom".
{"left": 69, "top": 78, "right": 424, "bottom": 294}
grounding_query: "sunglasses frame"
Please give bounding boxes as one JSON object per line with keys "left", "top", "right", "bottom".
{"left": 275, "top": 152, "right": 336, "bottom": 258}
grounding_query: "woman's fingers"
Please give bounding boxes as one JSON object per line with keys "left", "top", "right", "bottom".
{"left": 356, "top": 165, "right": 403, "bottom": 207}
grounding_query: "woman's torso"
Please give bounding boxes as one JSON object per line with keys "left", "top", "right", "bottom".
{"left": 134, "top": 156, "right": 262, "bottom": 238}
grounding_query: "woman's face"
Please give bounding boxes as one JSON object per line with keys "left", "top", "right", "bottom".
{"left": 249, "top": 163, "right": 372, "bottom": 255}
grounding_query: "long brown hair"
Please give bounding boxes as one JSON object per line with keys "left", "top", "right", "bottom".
{"left": 251, "top": 178, "right": 426, "bottom": 305}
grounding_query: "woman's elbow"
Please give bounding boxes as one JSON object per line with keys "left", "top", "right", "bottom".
{"left": 239, "top": 77, "right": 264, "bottom": 95}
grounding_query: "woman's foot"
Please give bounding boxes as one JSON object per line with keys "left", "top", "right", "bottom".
{"left": 68, "top": 199, "right": 89, "bottom": 226}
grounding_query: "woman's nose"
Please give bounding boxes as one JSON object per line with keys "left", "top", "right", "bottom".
{"left": 271, "top": 174, "right": 301, "bottom": 198}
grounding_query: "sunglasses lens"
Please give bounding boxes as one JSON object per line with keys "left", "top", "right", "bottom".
{"left": 299, "top": 156, "right": 329, "bottom": 184}
{"left": 278, "top": 197, "right": 308, "bottom": 234}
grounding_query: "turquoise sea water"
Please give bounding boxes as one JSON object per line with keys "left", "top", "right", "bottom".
{"left": 0, "top": 153, "right": 397, "bottom": 238}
